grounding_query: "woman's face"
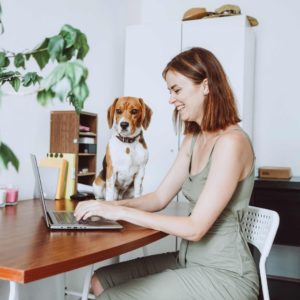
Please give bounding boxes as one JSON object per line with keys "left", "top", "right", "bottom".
{"left": 165, "top": 70, "right": 208, "bottom": 125}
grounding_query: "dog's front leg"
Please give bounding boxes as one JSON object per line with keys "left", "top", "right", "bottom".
{"left": 133, "top": 167, "right": 145, "bottom": 198}
{"left": 105, "top": 173, "right": 117, "bottom": 201}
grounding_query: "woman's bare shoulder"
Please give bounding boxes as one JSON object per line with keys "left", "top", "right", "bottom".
{"left": 213, "top": 129, "right": 253, "bottom": 165}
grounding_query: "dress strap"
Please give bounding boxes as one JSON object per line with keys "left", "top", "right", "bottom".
{"left": 189, "top": 133, "right": 198, "bottom": 155}
{"left": 188, "top": 133, "right": 198, "bottom": 173}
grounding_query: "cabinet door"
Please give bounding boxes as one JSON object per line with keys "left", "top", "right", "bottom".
{"left": 182, "top": 16, "right": 255, "bottom": 137}
{"left": 50, "top": 112, "right": 79, "bottom": 153}
{"left": 124, "top": 22, "right": 181, "bottom": 194}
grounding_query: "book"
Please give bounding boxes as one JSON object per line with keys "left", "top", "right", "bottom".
{"left": 34, "top": 166, "right": 60, "bottom": 200}
{"left": 47, "top": 153, "right": 76, "bottom": 199}
{"left": 39, "top": 157, "right": 68, "bottom": 199}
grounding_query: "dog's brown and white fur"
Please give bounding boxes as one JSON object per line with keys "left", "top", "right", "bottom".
{"left": 93, "top": 97, "right": 152, "bottom": 201}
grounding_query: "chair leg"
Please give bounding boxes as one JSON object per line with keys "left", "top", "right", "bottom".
{"left": 142, "top": 246, "right": 149, "bottom": 257}
{"left": 64, "top": 264, "right": 95, "bottom": 300}
{"left": 259, "top": 258, "right": 270, "bottom": 300}
{"left": 81, "top": 264, "right": 94, "bottom": 300}
{"left": 9, "top": 281, "right": 19, "bottom": 300}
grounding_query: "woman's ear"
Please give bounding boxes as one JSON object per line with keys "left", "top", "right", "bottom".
{"left": 107, "top": 98, "right": 119, "bottom": 128}
{"left": 203, "top": 78, "right": 209, "bottom": 96}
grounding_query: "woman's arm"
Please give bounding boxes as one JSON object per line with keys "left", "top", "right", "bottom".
{"left": 74, "top": 132, "right": 252, "bottom": 241}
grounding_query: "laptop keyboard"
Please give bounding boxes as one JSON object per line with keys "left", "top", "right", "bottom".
{"left": 53, "top": 212, "right": 88, "bottom": 224}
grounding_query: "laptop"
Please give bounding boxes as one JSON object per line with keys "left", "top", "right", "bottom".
{"left": 31, "top": 154, "right": 123, "bottom": 230}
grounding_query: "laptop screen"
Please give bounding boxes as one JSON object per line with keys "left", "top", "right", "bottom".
{"left": 30, "top": 154, "right": 51, "bottom": 228}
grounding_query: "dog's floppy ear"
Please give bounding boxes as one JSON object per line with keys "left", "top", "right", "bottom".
{"left": 107, "top": 98, "right": 119, "bottom": 128}
{"left": 139, "top": 98, "right": 152, "bottom": 130}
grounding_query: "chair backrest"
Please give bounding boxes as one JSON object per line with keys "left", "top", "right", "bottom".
{"left": 241, "top": 205, "right": 280, "bottom": 300}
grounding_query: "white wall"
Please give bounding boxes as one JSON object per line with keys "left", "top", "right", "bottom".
{"left": 140, "top": 0, "right": 300, "bottom": 176}
{"left": 0, "top": 0, "right": 142, "bottom": 199}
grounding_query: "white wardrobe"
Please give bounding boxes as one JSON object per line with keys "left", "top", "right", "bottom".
{"left": 123, "top": 15, "right": 256, "bottom": 257}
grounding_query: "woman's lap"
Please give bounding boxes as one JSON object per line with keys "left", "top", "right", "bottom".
{"left": 94, "top": 252, "right": 179, "bottom": 290}
{"left": 94, "top": 252, "right": 258, "bottom": 300}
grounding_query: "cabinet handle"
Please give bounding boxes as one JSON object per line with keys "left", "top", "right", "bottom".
{"left": 73, "top": 139, "right": 78, "bottom": 144}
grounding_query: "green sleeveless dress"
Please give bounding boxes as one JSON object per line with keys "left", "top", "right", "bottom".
{"left": 96, "top": 132, "right": 259, "bottom": 300}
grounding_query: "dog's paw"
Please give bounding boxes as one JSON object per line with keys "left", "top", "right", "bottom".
{"left": 92, "top": 183, "right": 104, "bottom": 199}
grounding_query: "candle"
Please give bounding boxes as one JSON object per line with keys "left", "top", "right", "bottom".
{"left": 6, "top": 188, "right": 18, "bottom": 205}
{"left": 0, "top": 189, "right": 6, "bottom": 207}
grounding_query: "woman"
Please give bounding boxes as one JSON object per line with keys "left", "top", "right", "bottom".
{"left": 74, "top": 47, "right": 259, "bottom": 299}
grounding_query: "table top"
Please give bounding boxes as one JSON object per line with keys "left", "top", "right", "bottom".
{"left": 0, "top": 199, "right": 167, "bottom": 283}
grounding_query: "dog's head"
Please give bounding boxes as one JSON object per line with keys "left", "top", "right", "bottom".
{"left": 107, "top": 97, "right": 152, "bottom": 137}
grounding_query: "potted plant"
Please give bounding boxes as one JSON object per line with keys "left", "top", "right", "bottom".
{"left": 0, "top": 1, "right": 89, "bottom": 171}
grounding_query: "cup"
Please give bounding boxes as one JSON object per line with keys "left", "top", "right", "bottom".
{"left": 5, "top": 187, "right": 18, "bottom": 205}
{"left": 0, "top": 188, "right": 6, "bottom": 207}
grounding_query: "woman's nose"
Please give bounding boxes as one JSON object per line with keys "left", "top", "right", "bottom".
{"left": 169, "top": 96, "right": 176, "bottom": 104}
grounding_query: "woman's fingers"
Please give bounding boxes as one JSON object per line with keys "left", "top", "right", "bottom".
{"left": 74, "top": 200, "right": 100, "bottom": 220}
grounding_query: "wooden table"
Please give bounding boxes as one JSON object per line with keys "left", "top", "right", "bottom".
{"left": 0, "top": 199, "right": 167, "bottom": 299}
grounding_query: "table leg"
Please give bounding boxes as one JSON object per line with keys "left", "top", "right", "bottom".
{"left": 9, "top": 281, "right": 19, "bottom": 300}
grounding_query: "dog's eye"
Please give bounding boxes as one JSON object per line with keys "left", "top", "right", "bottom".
{"left": 131, "top": 109, "right": 138, "bottom": 114}
{"left": 116, "top": 109, "right": 122, "bottom": 114}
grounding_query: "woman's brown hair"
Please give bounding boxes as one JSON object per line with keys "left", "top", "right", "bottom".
{"left": 162, "top": 47, "right": 241, "bottom": 134}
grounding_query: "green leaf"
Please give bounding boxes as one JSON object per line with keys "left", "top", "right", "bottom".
{"left": 51, "top": 76, "right": 71, "bottom": 101}
{"left": 74, "top": 33, "right": 89, "bottom": 59}
{"left": 32, "top": 38, "right": 50, "bottom": 69}
{"left": 60, "top": 24, "right": 77, "bottom": 48}
{"left": 40, "top": 62, "right": 66, "bottom": 90}
{"left": 0, "top": 142, "right": 19, "bottom": 171}
{"left": 72, "top": 80, "right": 89, "bottom": 103}
{"left": 14, "top": 53, "right": 25, "bottom": 69}
{"left": 59, "top": 47, "right": 75, "bottom": 62}
{"left": 9, "top": 77, "right": 21, "bottom": 91}
{"left": 48, "top": 35, "right": 64, "bottom": 61}
{"left": 25, "top": 53, "right": 31, "bottom": 60}
{"left": 65, "top": 60, "right": 87, "bottom": 87}
{"left": 0, "top": 52, "right": 10, "bottom": 68}
{"left": 68, "top": 93, "right": 84, "bottom": 113}
{"left": 22, "top": 72, "right": 42, "bottom": 87}
{"left": 0, "top": 71, "right": 15, "bottom": 82}
{"left": 37, "top": 89, "right": 55, "bottom": 106}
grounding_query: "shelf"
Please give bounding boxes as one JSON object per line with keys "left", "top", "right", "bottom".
{"left": 79, "top": 131, "right": 97, "bottom": 137}
{"left": 50, "top": 110, "right": 98, "bottom": 187}
{"left": 77, "top": 172, "right": 96, "bottom": 177}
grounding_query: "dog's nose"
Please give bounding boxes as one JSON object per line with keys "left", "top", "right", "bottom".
{"left": 120, "top": 122, "right": 129, "bottom": 130}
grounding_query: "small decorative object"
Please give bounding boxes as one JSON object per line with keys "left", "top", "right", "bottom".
{"left": 182, "top": 4, "right": 258, "bottom": 27}
{"left": 182, "top": 7, "right": 208, "bottom": 21}
{"left": 5, "top": 186, "right": 18, "bottom": 205}
{"left": 258, "top": 166, "right": 292, "bottom": 180}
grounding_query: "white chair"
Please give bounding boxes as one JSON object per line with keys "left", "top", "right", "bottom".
{"left": 241, "top": 205, "right": 280, "bottom": 300}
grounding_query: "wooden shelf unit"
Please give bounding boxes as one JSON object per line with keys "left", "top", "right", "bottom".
{"left": 50, "top": 111, "right": 98, "bottom": 187}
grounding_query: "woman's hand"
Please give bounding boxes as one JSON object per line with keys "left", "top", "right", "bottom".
{"left": 74, "top": 200, "right": 124, "bottom": 221}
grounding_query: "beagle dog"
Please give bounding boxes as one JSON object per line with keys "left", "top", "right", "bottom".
{"left": 93, "top": 96, "right": 152, "bottom": 201}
